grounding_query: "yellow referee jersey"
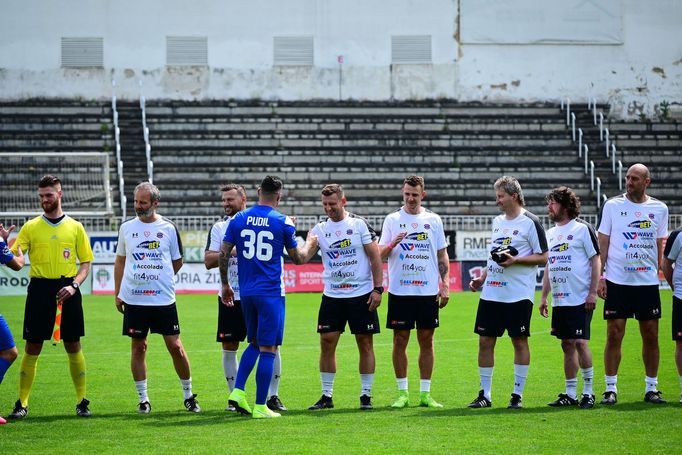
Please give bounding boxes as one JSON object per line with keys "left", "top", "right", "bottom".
{"left": 11, "top": 215, "right": 94, "bottom": 279}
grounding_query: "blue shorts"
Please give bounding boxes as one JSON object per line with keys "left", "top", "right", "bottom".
{"left": 240, "top": 295, "right": 285, "bottom": 347}
{"left": 0, "top": 314, "right": 16, "bottom": 351}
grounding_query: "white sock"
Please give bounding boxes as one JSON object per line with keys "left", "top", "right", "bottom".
{"left": 679, "top": 375, "right": 682, "bottom": 393}
{"left": 581, "top": 367, "right": 594, "bottom": 396}
{"left": 222, "top": 349, "right": 238, "bottom": 392}
{"left": 396, "top": 377, "right": 408, "bottom": 392}
{"left": 135, "top": 379, "right": 149, "bottom": 403}
{"left": 180, "top": 378, "right": 193, "bottom": 400}
{"left": 479, "top": 367, "right": 493, "bottom": 401}
{"left": 321, "top": 372, "right": 335, "bottom": 397}
{"left": 565, "top": 378, "right": 578, "bottom": 399}
{"left": 605, "top": 375, "right": 618, "bottom": 393}
{"left": 420, "top": 379, "right": 431, "bottom": 393}
{"left": 645, "top": 376, "right": 658, "bottom": 393}
{"left": 513, "top": 364, "right": 529, "bottom": 396}
{"left": 268, "top": 348, "right": 282, "bottom": 398}
{"left": 360, "top": 374, "right": 374, "bottom": 397}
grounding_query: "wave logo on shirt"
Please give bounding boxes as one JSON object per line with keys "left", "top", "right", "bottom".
{"left": 627, "top": 220, "right": 652, "bottom": 229}
{"left": 132, "top": 252, "right": 162, "bottom": 261}
{"left": 492, "top": 236, "right": 512, "bottom": 246}
{"left": 399, "top": 243, "right": 430, "bottom": 252}
{"left": 406, "top": 232, "right": 428, "bottom": 241}
{"left": 549, "top": 254, "right": 571, "bottom": 264}
{"left": 550, "top": 243, "right": 570, "bottom": 252}
{"left": 136, "top": 240, "right": 161, "bottom": 250}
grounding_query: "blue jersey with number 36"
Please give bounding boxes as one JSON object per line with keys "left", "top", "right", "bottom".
{"left": 224, "top": 204, "right": 298, "bottom": 297}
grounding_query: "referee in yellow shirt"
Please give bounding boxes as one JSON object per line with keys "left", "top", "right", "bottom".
{"left": 7, "top": 175, "right": 94, "bottom": 420}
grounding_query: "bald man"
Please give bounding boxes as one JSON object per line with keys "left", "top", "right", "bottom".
{"left": 597, "top": 163, "right": 669, "bottom": 404}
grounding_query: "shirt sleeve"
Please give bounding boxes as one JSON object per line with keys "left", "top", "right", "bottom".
{"left": 10, "top": 224, "right": 29, "bottom": 255}
{"left": 170, "top": 225, "right": 182, "bottom": 261}
{"left": 665, "top": 230, "right": 682, "bottom": 261}
{"left": 76, "top": 223, "right": 95, "bottom": 263}
{"left": 207, "top": 222, "right": 223, "bottom": 252}
{"left": 597, "top": 202, "right": 612, "bottom": 235}
{"left": 283, "top": 217, "right": 298, "bottom": 250}
{"left": 378, "top": 216, "right": 392, "bottom": 246}
{"left": 657, "top": 206, "right": 669, "bottom": 238}
{"left": 434, "top": 215, "right": 447, "bottom": 250}
{"left": 115, "top": 226, "right": 127, "bottom": 256}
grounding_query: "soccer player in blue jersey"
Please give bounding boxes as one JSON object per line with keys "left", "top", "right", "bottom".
{"left": 1, "top": 223, "right": 24, "bottom": 425}
{"left": 219, "top": 176, "right": 317, "bottom": 418}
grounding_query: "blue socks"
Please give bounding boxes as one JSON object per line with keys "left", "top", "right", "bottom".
{"left": 0, "top": 357, "right": 11, "bottom": 384}
{"left": 255, "top": 351, "right": 276, "bottom": 405}
{"left": 234, "top": 343, "right": 260, "bottom": 391}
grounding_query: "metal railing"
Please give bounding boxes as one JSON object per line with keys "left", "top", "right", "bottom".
{"left": 139, "top": 81, "right": 154, "bottom": 183}
{"left": 112, "top": 80, "right": 126, "bottom": 222}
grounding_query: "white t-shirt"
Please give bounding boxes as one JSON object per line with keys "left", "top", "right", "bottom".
{"left": 116, "top": 217, "right": 182, "bottom": 306}
{"left": 207, "top": 217, "right": 240, "bottom": 300}
{"left": 481, "top": 209, "right": 548, "bottom": 303}
{"left": 664, "top": 229, "right": 682, "bottom": 299}
{"left": 379, "top": 207, "right": 447, "bottom": 296}
{"left": 598, "top": 194, "right": 668, "bottom": 285}
{"left": 311, "top": 213, "right": 377, "bottom": 298}
{"left": 546, "top": 218, "right": 599, "bottom": 307}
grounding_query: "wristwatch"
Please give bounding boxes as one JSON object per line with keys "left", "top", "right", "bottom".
{"left": 71, "top": 281, "right": 79, "bottom": 289}
{"left": 372, "top": 286, "right": 384, "bottom": 295}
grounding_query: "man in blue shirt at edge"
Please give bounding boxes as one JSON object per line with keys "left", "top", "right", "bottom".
{"left": 219, "top": 176, "right": 318, "bottom": 419}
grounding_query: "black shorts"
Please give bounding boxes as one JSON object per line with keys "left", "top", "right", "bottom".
{"left": 551, "top": 304, "right": 592, "bottom": 340}
{"left": 317, "top": 292, "right": 380, "bottom": 335}
{"left": 603, "top": 281, "right": 661, "bottom": 321}
{"left": 24, "top": 278, "right": 84, "bottom": 343}
{"left": 386, "top": 293, "right": 439, "bottom": 330}
{"left": 217, "top": 297, "right": 247, "bottom": 342}
{"left": 673, "top": 296, "right": 682, "bottom": 341}
{"left": 474, "top": 299, "right": 533, "bottom": 338}
{"left": 123, "top": 303, "right": 180, "bottom": 338}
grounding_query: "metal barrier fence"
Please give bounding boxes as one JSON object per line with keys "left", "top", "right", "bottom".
{"left": 4, "top": 213, "right": 681, "bottom": 233}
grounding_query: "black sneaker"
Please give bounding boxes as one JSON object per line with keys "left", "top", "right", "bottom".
{"left": 138, "top": 401, "right": 151, "bottom": 414}
{"left": 308, "top": 395, "right": 334, "bottom": 410}
{"left": 579, "top": 394, "right": 595, "bottom": 409}
{"left": 225, "top": 403, "right": 236, "bottom": 412}
{"left": 644, "top": 390, "right": 666, "bottom": 404}
{"left": 267, "top": 395, "right": 288, "bottom": 412}
{"left": 359, "top": 394, "right": 373, "bottom": 410}
{"left": 467, "top": 390, "right": 492, "bottom": 408}
{"left": 76, "top": 398, "right": 91, "bottom": 417}
{"left": 547, "top": 393, "right": 578, "bottom": 407}
{"left": 8, "top": 400, "right": 28, "bottom": 420}
{"left": 507, "top": 393, "right": 523, "bottom": 409}
{"left": 600, "top": 391, "right": 617, "bottom": 405}
{"left": 184, "top": 394, "right": 201, "bottom": 413}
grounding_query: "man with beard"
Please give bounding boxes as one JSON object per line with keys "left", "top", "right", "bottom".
{"left": 7, "top": 175, "right": 94, "bottom": 420}
{"left": 305, "top": 184, "right": 384, "bottom": 411}
{"left": 468, "top": 176, "right": 547, "bottom": 409}
{"left": 114, "top": 182, "right": 200, "bottom": 414}
{"left": 204, "top": 183, "right": 287, "bottom": 412}
{"left": 597, "top": 163, "right": 669, "bottom": 404}
{"left": 539, "top": 187, "right": 600, "bottom": 409}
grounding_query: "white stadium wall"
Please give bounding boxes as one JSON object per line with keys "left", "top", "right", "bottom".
{"left": 0, "top": 0, "right": 680, "bottom": 119}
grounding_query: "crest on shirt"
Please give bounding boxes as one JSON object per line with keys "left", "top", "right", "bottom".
{"left": 335, "top": 230, "right": 341, "bottom": 237}
{"left": 424, "top": 224, "right": 431, "bottom": 230}
{"left": 567, "top": 235, "right": 573, "bottom": 240}
{"left": 63, "top": 248, "right": 71, "bottom": 260}
{"left": 144, "top": 231, "right": 151, "bottom": 237}
{"left": 648, "top": 213, "right": 655, "bottom": 220}
{"left": 635, "top": 211, "right": 641, "bottom": 217}
{"left": 411, "top": 223, "right": 418, "bottom": 229}
{"left": 346, "top": 229, "right": 353, "bottom": 235}
{"left": 513, "top": 230, "right": 519, "bottom": 235}
{"left": 156, "top": 232, "right": 164, "bottom": 239}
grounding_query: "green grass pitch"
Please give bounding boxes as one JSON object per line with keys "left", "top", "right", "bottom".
{"left": 1, "top": 291, "right": 680, "bottom": 454}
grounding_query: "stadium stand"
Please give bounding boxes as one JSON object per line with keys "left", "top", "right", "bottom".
{"left": 1, "top": 100, "right": 679, "bottom": 223}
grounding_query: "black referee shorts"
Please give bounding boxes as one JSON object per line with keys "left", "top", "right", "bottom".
{"left": 24, "top": 277, "right": 84, "bottom": 343}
